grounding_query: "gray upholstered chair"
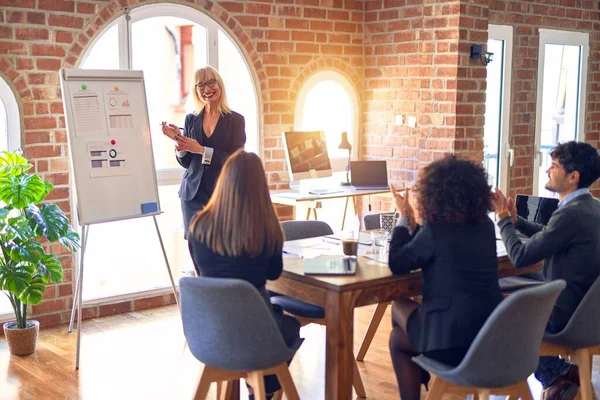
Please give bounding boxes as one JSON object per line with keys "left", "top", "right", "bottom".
{"left": 540, "top": 276, "right": 600, "bottom": 400}
{"left": 280, "top": 220, "right": 333, "bottom": 241}
{"left": 498, "top": 276, "right": 544, "bottom": 293}
{"left": 180, "top": 277, "right": 302, "bottom": 400}
{"left": 274, "top": 220, "right": 367, "bottom": 397}
{"left": 412, "top": 280, "right": 566, "bottom": 400}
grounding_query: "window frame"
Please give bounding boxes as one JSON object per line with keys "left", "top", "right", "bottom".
{"left": 487, "top": 24, "right": 513, "bottom": 194}
{"left": 533, "top": 28, "right": 589, "bottom": 194}
{"left": 0, "top": 77, "right": 22, "bottom": 152}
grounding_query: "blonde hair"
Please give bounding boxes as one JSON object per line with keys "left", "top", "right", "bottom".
{"left": 190, "top": 150, "right": 284, "bottom": 257}
{"left": 191, "top": 66, "right": 232, "bottom": 115}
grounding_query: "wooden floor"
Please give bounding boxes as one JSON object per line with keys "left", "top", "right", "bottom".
{"left": 1, "top": 304, "right": 599, "bottom": 400}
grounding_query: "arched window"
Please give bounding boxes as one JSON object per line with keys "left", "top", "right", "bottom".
{"left": 294, "top": 71, "right": 360, "bottom": 230}
{"left": 0, "top": 77, "right": 21, "bottom": 315}
{"left": 295, "top": 70, "right": 359, "bottom": 172}
{"left": 78, "top": 4, "right": 259, "bottom": 301}
{"left": 0, "top": 77, "right": 21, "bottom": 152}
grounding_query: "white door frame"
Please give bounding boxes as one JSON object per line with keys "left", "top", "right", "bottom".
{"left": 533, "top": 29, "right": 589, "bottom": 194}
{"left": 488, "top": 24, "right": 513, "bottom": 194}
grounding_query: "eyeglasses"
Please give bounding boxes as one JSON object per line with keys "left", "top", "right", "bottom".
{"left": 195, "top": 79, "right": 217, "bottom": 91}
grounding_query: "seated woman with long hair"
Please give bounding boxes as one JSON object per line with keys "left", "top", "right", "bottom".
{"left": 388, "top": 155, "right": 502, "bottom": 400}
{"left": 188, "top": 150, "right": 300, "bottom": 400}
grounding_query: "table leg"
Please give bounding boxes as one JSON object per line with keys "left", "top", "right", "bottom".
{"left": 325, "top": 291, "right": 355, "bottom": 400}
{"left": 305, "top": 207, "right": 311, "bottom": 220}
{"left": 341, "top": 197, "right": 350, "bottom": 230}
{"left": 352, "top": 197, "right": 359, "bottom": 229}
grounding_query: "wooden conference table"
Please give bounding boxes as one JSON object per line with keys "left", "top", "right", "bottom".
{"left": 264, "top": 235, "right": 542, "bottom": 400}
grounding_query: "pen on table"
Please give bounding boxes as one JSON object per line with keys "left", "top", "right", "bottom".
{"left": 282, "top": 250, "right": 303, "bottom": 258}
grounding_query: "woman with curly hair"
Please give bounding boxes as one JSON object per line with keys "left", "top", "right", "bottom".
{"left": 388, "top": 155, "right": 502, "bottom": 400}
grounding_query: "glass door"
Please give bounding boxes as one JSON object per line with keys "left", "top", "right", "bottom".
{"left": 534, "top": 29, "right": 589, "bottom": 196}
{"left": 484, "top": 25, "right": 513, "bottom": 193}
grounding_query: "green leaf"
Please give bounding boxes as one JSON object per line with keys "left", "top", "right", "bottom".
{"left": 6, "top": 239, "right": 44, "bottom": 264}
{"left": 0, "top": 263, "right": 34, "bottom": 295}
{"left": 0, "top": 152, "right": 32, "bottom": 178}
{"left": 59, "top": 229, "right": 80, "bottom": 251}
{"left": 38, "top": 204, "right": 69, "bottom": 241}
{"left": 6, "top": 215, "right": 35, "bottom": 242}
{"left": 18, "top": 275, "right": 45, "bottom": 305}
{"left": 0, "top": 174, "right": 48, "bottom": 209}
{"left": 37, "top": 253, "right": 63, "bottom": 284}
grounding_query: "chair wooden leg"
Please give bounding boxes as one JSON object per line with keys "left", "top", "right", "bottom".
{"left": 352, "top": 359, "right": 367, "bottom": 398}
{"left": 195, "top": 366, "right": 217, "bottom": 400}
{"left": 478, "top": 389, "right": 491, "bottom": 400}
{"left": 271, "top": 390, "right": 283, "bottom": 400}
{"left": 572, "top": 348, "right": 593, "bottom": 400}
{"left": 246, "top": 371, "right": 267, "bottom": 400}
{"left": 426, "top": 376, "right": 448, "bottom": 400}
{"left": 273, "top": 363, "right": 300, "bottom": 400}
{"left": 218, "top": 380, "right": 234, "bottom": 400}
{"left": 356, "top": 302, "right": 389, "bottom": 361}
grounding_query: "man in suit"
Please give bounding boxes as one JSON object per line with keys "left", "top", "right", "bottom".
{"left": 493, "top": 141, "right": 600, "bottom": 400}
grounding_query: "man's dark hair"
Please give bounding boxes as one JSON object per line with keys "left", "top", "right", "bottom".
{"left": 550, "top": 141, "right": 600, "bottom": 188}
{"left": 415, "top": 155, "right": 492, "bottom": 224}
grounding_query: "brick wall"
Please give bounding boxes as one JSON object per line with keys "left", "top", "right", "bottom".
{"left": 1, "top": 0, "right": 599, "bottom": 327}
{"left": 362, "top": 0, "right": 489, "bottom": 213}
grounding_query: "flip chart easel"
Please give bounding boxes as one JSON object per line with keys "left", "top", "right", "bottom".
{"left": 60, "top": 68, "right": 179, "bottom": 369}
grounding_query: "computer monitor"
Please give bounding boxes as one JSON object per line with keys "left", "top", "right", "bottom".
{"left": 282, "top": 131, "right": 333, "bottom": 181}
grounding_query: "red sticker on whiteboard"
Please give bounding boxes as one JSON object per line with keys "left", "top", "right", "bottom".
{"left": 110, "top": 140, "right": 116, "bottom": 145}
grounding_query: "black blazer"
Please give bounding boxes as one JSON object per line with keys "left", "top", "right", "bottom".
{"left": 177, "top": 110, "right": 246, "bottom": 201}
{"left": 389, "top": 219, "right": 502, "bottom": 353}
{"left": 498, "top": 193, "right": 600, "bottom": 330}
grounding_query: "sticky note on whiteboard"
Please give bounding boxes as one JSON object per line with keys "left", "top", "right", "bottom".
{"left": 141, "top": 202, "right": 158, "bottom": 214}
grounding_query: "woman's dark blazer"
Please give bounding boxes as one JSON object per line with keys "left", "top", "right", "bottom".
{"left": 388, "top": 218, "right": 503, "bottom": 354}
{"left": 176, "top": 110, "right": 246, "bottom": 201}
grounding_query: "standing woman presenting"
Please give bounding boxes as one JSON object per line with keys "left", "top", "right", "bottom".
{"left": 162, "top": 66, "right": 246, "bottom": 238}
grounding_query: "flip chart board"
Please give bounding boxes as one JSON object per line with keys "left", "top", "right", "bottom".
{"left": 60, "top": 69, "right": 161, "bottom": 225}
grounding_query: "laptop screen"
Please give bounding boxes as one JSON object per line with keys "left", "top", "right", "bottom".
{"left": 350, "top": 161, "right": 388, "bottom": 187}
{"left": 515, "top": 195, "right": 559, "bottom": 225}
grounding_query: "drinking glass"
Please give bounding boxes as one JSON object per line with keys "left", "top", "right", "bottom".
{"left": 341, "top": 230, "right": 359, "bottom": 256}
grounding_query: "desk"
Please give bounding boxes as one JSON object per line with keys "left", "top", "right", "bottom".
{"left": 266, "top": 237, "right": 542, "bottom": 400}
{"left": 270, "top": 187, "right": 390, "bottom": 230}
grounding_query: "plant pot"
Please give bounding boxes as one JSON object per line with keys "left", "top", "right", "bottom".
{"left": 3, "top": 320, "right": 39, "bottom": 356}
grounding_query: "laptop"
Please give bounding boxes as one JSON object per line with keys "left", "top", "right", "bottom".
{"left": 350, "top": 161, "right": 389, "bottom": 190}
{"left": 515, "top": 194, "right": 559, "bottom": 225}
{"left": 304, "top": 255, "right": 358, "bottom": 276}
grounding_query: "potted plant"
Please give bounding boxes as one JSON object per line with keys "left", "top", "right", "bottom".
{"left": 0, "top": 151, "right": 79, "bottom": 355}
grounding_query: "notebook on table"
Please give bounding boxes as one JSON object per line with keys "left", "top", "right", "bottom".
{"left": 350, "top": 161, "right": 390, "bottom": 190}
{"left": 304, "top": 255, "right": 358, "bottom": 276}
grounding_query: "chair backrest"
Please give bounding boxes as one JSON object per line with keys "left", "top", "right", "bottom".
{"left": 363, "top": 213, "right": 382, "bottom": 230}
{"left": 180, "top": 277, "right": 298, "bottom": 371}
{"left": 544, "top": 275, "right": 600, "bottom": 348}
{"left": 447, "top": 280, "right": 566, "bottom": 388}
{"left": 363, "top": 212, "right": 397, "bottom": 230}
{"left": 281, "top": 220, "right": 333, "bottom": 241}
